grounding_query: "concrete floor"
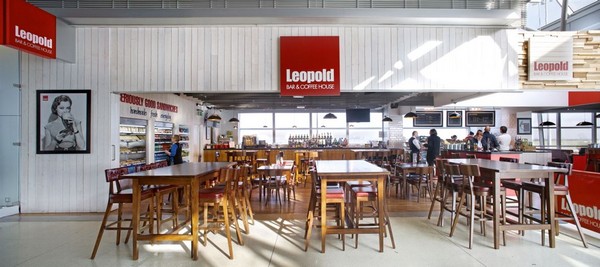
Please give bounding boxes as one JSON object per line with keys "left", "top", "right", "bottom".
{"left": 1, "top": 212, "right": 599, "bottom": 267}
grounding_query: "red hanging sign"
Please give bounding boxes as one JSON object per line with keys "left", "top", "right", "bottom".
{"left": 280, "top": 36, "right": 340, "bottom": 96}
{"left": 4, "top": 0, "right": 56, "bottom": 58}
{"left": 0, "top": 0, "right": 5, "bottom": 45}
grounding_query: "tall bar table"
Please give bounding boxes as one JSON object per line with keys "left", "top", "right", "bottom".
{"left": 124, "top": 162, "right": 234, "bottom": 260}
{"left": 448, "top": 158, "right": 567, "bottom": 249}
{"left": 314, "top": 160, "right": 389, "bottom": 253}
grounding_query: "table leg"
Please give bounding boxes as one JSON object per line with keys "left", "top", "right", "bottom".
{"left": 191, "top": 178, "right": 200, "bottom": 260}
{"left": 320, "top": 176, "right": 327, "bottom": 253}
{"left": 493, "top": 174, "right": 500, "bottom": 249}
{"left": 378, "top": 176, "right": 385, "bottom": 252}
{"left": 547, "top": 173, "right": 556, "bottom": 248}
{"left": 132, "top": 180, "right": 141, "bottom": 260}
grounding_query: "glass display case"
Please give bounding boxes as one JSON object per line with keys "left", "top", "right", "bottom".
{"left": 154, "top": 121, "right": 173, "bottom": 163}
{"left": 119, "top": 117, "right": 147, "bottom": 167}
{"left": 178, "top": 125, "right": 190, "bottom": 162}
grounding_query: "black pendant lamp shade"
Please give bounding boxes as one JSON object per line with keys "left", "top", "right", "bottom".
{"left": 404, "top": 112, "right": 417, "bottom": 118}
{"left": 382, "top": 116, "right": 393, "bottom": 122}
{"left": 539, "top": 121, "right": 556, "bottom": 126}
{"left": 228, "top": 117, "right": 240, "bottom": 123}
{"left": 576, "top": 121, "right": 593, "bottom": 126}
{"left": 207, "top": 114, "right": 222, "bottom": 122}
{"left": 323, "top": 112, "right": 337, "bottom": 119}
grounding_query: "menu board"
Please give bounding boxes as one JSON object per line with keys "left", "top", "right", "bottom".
{"left": 414, "top": 111, "right": 443, "bottom": 127}
{"left": 446, "top": 111, "right": 463, "bottom": 127}
{"left": 466, "top": 111, "right": 495, "bottom": 127}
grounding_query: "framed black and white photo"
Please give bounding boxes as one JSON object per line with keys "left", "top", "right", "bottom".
{"left": 446, "top": 111, "right": 463, "bottom": 127}
{"left": 36, "top": 90, "right": 91, "bottom": 154}
{"left": 517, "top": 118, "right": 532, "bottom": 135}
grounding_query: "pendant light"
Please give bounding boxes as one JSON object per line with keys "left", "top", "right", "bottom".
{"left": 228, "top": 117, "right": 240, "bottom": 123}
{"left": 596, "top": 113, "right": 600, "bottom": 118}
{"left": 539, "top": 114, "right": 555, "bottom": 126}
{"left": 382, "top": 116, "right": 393, "bottom": 122}
{"left": 576, "top": 113, "right": 593, "bottom": 126}
{"left": 206, "top": 109, "right": 222, "bottom": 122}
{"left": 404, "top": 111, "right": 417, "bottom": 118}
{"left": 323, "top": 112, "right": 337, "bottom": 119}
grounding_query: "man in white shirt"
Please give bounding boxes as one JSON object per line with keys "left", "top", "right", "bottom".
{"left": 408, "top": 131, "right": 421, "bottom": 163}
{"left": 497, "top": 126, "right": 512, "bottom": 151}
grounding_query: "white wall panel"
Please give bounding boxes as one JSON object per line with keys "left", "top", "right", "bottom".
{"left": 20, "top": 25, "right": 517, "bottom": 212}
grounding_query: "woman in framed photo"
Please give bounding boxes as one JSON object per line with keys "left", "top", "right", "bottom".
{"left": 42, "top": 95, "right": 86, "bottom": 151}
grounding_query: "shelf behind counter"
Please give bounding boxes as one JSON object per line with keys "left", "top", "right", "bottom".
{"left": 203, "top": 147, "right": 404, "bottom": 162}
{"left": 443, "top": 149, "right": 552, "bottom": 165}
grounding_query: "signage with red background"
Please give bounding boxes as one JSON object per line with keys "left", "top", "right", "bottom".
{"left": 280, "top": 36, "right": 340, "bottom": 96}
{"left": 1, "top": 0, "right": 5, "bottom": 45}
{"left": 4, "top": 0, "right": 56, "bottom": 58}
{"left": 556, "top": 170, "right": 600, "bottom": 234}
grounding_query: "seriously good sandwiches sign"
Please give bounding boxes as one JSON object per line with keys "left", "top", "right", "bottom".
{"left": 2, "top": 0, "right": 57, "bottom": 59}
{"left": 528, "top": 36, "right": 572, "bottom": 81}
{"left": 280, "top": 36, "right": 340, "bottom": 96}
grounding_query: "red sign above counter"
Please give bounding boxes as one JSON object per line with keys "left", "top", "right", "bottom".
{"left": 0, "top": 0, "right": 5, "bottom": 45}
{"left": 280, "top": 36, "right": 340, "bottom": 96}
{"left": 4, "top": 0, "right": 56, "bottom": 58}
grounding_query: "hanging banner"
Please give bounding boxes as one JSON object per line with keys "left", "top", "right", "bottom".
{"left": 280, "top": 36, "right": 340, "bottom": 96}
{"left": 4, "top": 0, "right": 56, "bottom": 58}
{"left": 528, "top": 36, "right": 573, "bottom": 81}
{"left": 119, "top": 93, "right": 178, "bottom": 122}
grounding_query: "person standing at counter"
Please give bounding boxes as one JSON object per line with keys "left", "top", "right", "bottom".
{"left": 481, "top": 126, "right": 499, "bottom": 151}
{"left": 497, "top": 126, "right": 512, "bottom": 151}
{"left": 424, "top": 129, "right": 441, "bottom": 166}
{"left": 408, "top": 131, "right": 421, "bottom": 163}
{"left": 165, "top": 135, "right": 183, "bottom": 165}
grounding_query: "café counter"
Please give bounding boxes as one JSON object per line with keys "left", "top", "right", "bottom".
{"left": 202, "top": 147, "right": 404, "bottom": 162}
{"left": 443, "top": 149, "right": 551, "bottom": 165}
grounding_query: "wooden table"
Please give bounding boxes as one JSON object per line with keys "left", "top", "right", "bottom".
{"left": 394, "top": 162, "right": 429, "bottom": 199}
{"left": 124, "top": 162, "right": 233, "bottom": 260}
{"left": 315, "top": 160, "right": 390, "bottom": 253}
{"left": 447, "top": 158, "right": 567, "bottom": 249}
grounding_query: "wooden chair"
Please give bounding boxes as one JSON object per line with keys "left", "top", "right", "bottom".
{"left": 521, "top": 162, "right": 587, "bottom": 248}
{"left": 450, "top": 164, "right": 496, "bottom": 249}
{"left": 438, "top": 163, "right": 462, "bottom": 227}
{"left": 90, "top": 167, "right": 155, "bottom": 259}
{"left": 498, "top": 157, "right": 524, "bottom": 235}
{"left": 300, "top": 151, "right": 319, "bottom": 186}
{"left": 428, "top": 159, "right": 448, "bottom": 225}
{"left": 304, "top": 171, "right": 346, "bottom": 252}
{"left": 346, "top": 180, "right": 396, "bottom": 249}
{"left": 198, "top": 167, "right": 244, "bottom": 259}
{"left": 406, "top": 166, "right": 434, "bottom": 202}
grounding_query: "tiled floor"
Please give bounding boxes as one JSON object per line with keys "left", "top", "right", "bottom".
{"left": 1, "top": 184, "right": 599, "bottom": 266}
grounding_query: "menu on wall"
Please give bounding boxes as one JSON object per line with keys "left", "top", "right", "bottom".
{"left": 414, "top": 111, "right": 443, "bottom": 127}
{"left": 466, "top": 111, "right": 495, "bottom": 127}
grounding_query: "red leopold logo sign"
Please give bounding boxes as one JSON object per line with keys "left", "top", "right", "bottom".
{"left": 3, "top": 0, "right": 57, "bottom": 59}
{"left": 528, "top": 37, "right": 572, "bottom": 81}
{"left": 280, "top": 36, "right": 340, "bottom": 96}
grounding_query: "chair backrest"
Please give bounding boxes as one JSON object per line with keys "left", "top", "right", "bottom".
{"left": 547, "top": 162, "right": 572, "bottom": 185}
{"left": 104, "top": 167, "right": 131, "bottom": 195}
{"left": 459, "top": 164, "right": 480, "bottom": 189}
{"left": 499, "top": 157, "right": 518, "bottom": 163}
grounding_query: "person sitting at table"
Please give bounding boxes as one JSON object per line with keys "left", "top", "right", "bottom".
{"left": 424, "top": 129, "right": 441, "bottom": 166}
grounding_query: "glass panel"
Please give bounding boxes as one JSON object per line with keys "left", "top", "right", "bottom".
{"left": 311, "top": 112, "right": 346, "bottom": 128}
{"left": 533, "top": 113, "right": 557, "bottom": 127}
{"left": 532, "top": 128, "right": 558, "bottom": 148}
{"left": 239, "top": 113, "right": 273, "bottom": 128}
{"left": 561, "top": 112, "right": 592, "bottom": 127}
{"left": 275, "top": 113, "right": 310, "bottom": 128}
{"left": 349, "top": 129, "right": 381, "bottom": 145}
{"left": 275, "top": 129, "right": 310, "bottom": 145}
{"left": 560, "top": 128, "right": 592, "bottom": 147}
{"left": 239, "top": 129, "right": 273, "bottom": 144}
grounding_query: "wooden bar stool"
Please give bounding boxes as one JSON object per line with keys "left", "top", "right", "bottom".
{"left": 304, "top": 171, "right": 346, "bottom": 252}
{"left": 428, "top": 159, "right": 448, "bottom": 226}
{"left": 438, "top": 163, "right": 462, "bottom": 227}
{"left": 450, "top": 164, "right": 495, "bottom": 249}
{"left": 406, "top": 166, "right": 434, "bottom": 202}
{"left": 91, "top": 167, "right": 156, "bottom": 259}
{"left": 521, "top": 162, "right": 587, "bottom": 248}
